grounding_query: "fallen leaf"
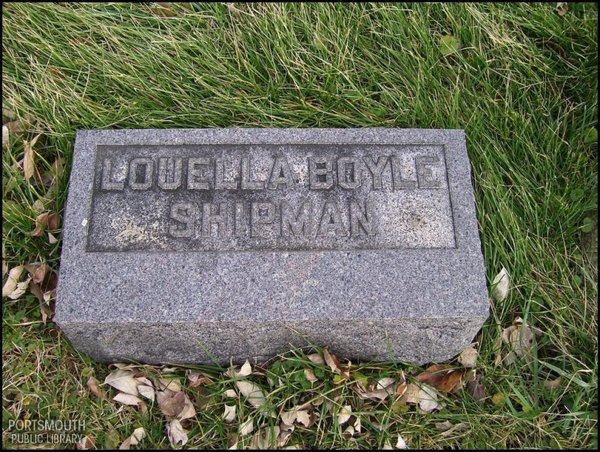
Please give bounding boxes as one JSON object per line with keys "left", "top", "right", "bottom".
{"left": 235, "top": 380, "right": 267, "bottom": 410}
{"left": 157, "top": 377, "right": 181, "bottom": 392}
{"left": 501, "top": 317, "right": 542, "bottom": 360}
{"left": 307, "top": 353, "right": 325, "bottom": 365}
{"left": 159, "top": 391, "right": 186, "bottom": 418}
{"left": 337, "top": 405, "right": 352, "bottom": 425}
{"left": 399, "top": 383, "right": 421, "bottom": 405}
{"left": 23, "top": 134, "right": 41, "bottom": 181}
{"left": 416, "top": 365, "right": 467, "bottom": 393}
{"left": 491, "top": 267, "right": 510, "bottom": 302}
{"left": 544, "top": 376, "right": 562, "bottom": 390}
{"left": 240, "top": 418, "right": 254, "bottom": 436}
{"left": 224, "top": 389, "right": 238, "bottom": 398}
{"left": 113, "top": 393, "right": 144, "bottom": 407}
{"left": 166, "top": 419, "right": 188, "bottom": 447}
{"left": 2, "top": 265, "right": 24, "bottom": 298}
{"left": 75, "top": 435, "right": 96, "bottom": 450}
{"left": 224, "top": 404, "right": 237, "bottom": 423}
{"left": 48, "top": 232, "right": 58, "bottom": 244}
{"left": 556, "top": 2, "right": 568, "bottom": 16}
{"left": 296, "top": 410, "right": 312, "bottom": 428}
{"left": 354, "top": 376, "right": 397, "bottom": 401}
{"left": 466, "top": 373, "right": 486, "bottom": 401}
{"left": 40, "top": 298, "right": 55, "bottom": 323}
{"left": 437, "top": 421, "right": 468, "bottom": 437}
{"left": 31, "top": 262, "right": 50, "bottom": 285}
{"left": 304, "top": 368, "right": 318, "bottom": 383}
{"left": 137, "top": 385, "right": 155, "bottom": 402}
{"left": 119, "top": 427, "right": 145, "bottom": 450}
{"left": 87, "top": 375, "right": 108, "bottom": 400}
{"left": 2, "top": 125, "right": 8, "bottom": 148}
{"left": 396, "top": 435, "right": 408, "bottom": 449}
{"left": 186, "top": 369, "right": 212, "bottom": 387}
{"left": 226, "top": 360, "right": 253, "bottom": 378}
{"left": 435, "top": 420, "right": 454, "bottom": 431}
{"left": 382, "top": 440, "right": 394, "bottom": 450}
{"left": 418, "top": 384, "right": 441, "bottom": 413}
{"left": 104, "top": 369, "right": 141, "bottom": 396}
{"left": 28, "top": 212, "right": 60, "bottom": 237}
{"left": 250, "top": 426, "right": 280, "bottom": 449}
{"left": 458, "top": 345, "right": 478, "bottom": 368}
{"left": 4, "top": 118, "right": 30, "bottom": 134}
{"left": 278, "top": 422, "right": 295, "bottom": 447}
{"left": 323, "top": 348, "right": 343, "bottom": 374}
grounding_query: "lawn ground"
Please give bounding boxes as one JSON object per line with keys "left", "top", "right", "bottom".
{"left": 2, "top": 2, "right": 598, "bottom": 449}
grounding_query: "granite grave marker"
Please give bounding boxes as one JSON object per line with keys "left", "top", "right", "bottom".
{"left": 55, "top": 128, "right": 489, "bottom": 364}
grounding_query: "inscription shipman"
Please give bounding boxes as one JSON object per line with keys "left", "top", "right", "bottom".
{"left": 87, "top": 144, "right": 455, "bottom": 252}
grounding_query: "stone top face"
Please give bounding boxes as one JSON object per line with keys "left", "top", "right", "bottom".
{"left": 56, "top": 129, "right": 488, "bottom": 325}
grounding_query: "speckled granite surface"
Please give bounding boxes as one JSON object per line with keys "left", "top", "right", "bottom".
{"left": 55, "top": 128, "right": 489, "bottom": 365}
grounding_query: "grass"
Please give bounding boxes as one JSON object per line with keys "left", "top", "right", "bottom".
{"left": 2, "top": 2, "right": 597, "bottom": 449}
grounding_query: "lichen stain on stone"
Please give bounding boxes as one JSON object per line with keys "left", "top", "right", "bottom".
{"left": 110, "top": 214, "right": 164, "bottom": 248}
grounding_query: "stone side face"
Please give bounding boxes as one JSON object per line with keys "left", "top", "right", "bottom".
{"left": 55, "top": 128, "right": 489, "bottom": 365}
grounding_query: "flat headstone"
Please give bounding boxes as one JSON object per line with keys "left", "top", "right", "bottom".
{"left": 55, "top": 128, "right": 489, "bottom": 365}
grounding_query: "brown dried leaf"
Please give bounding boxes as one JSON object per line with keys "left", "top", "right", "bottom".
{"left": 458, "top": 345, "right": 478, "bottom": 368}
{"left": 466, "top": 373, "right": 485, "bottom": 401}
{"left": 502, "top": 318, "right": 542, "bottom": 359}
{"left": 87, "top": 375, "right": 108, "bottom": 400}
{"left": 224, "top": 404, "right": 237, "bottom": 423}
{"left": 225, "top": 360, "right": 252, "bottom": 378}
{"left": 277, "top": 421, "right": 295, "bottom": 447}
{"left": 119, "top": 427, "right": 145, "bottom": 450}
{"left": 323, "top": 348, "right": 342, "bottom": 373}
{"left": 235, "top": 380, "right": 267, "bottom": 410}
{"left": 491, "top": 267, "right": 510, "bottom": 302}
{"left": 396, "top": 435, "right": 408, "bottom": 449}
{"left": 2, "top": 265, "right": 24, "bottom": 298}
{"left": 31, "top": 262, "right": 51, "bottom": 285}
{"left": 416, "top": 365, "right": 467, "bottom": 393}
{"left": 337, "top": 405, "right": 352, "bottom": 425}
{"left": 437, "top": 421, "right": 468, "bottom": 437}
{"left": 104, "top": 369, "right": 141, "bottom": 396}
{"left": 159, "top": 390, "right": 186, "bottom": 418}
{"left": 418, "top": 384, "right": 441, "bottom": 413}
{"left": 113, "top": 393, "right": 144, "bottom": 407}
{"left": 23, "top": 134, "right": 41, "bottom": 181}
{"left": 166, "top": 419, "right": 188, "bottom": 447}
{"left": 304, "top": 368, "right": 318, "bottom": 383}
{"left": 399, "top": 383, "right": 421, "bottom": 405}
{"left": 137, "top": 385, "right": 155, "bottom": 402}
{"left": 75, "top": 435, "right": 96, "bottom": 450}
{"left": 40, "top": 298, "right": 55, "bottom": 323}
{"left": 4, "top": 119, "right": 30, "bottom": 134}
{"left": 250, "top": 426, "right": 280, "bottom": 450}
{"left": 239, "top": 417, "right": 254, "bottom": 436}
{"left": 556, "top": 2, "right": 568, "bottom": 16}
{"left": 544, "top": 376, "right": 562, "bottom": 390}
{"left": 186, "top": 369, "right": 212, "bottom": 387}
{"left": 157, "top": 377, "right": 181, "bottom": 392}
{"left": 307, "top": 353, "right": 325, "bottom": 365}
